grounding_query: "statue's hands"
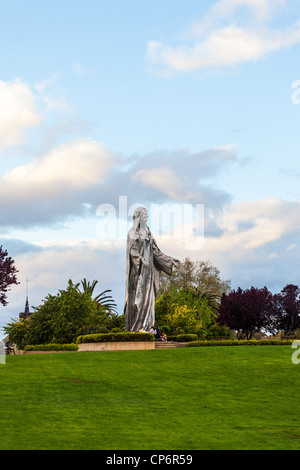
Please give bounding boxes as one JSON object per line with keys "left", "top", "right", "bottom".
{"left": 173, "top": 259, "right": 181, "bottom": 269}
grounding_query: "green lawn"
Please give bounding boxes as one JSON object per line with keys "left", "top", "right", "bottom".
{"left": 0, "top": 346, "right": 299, "bottom": 450}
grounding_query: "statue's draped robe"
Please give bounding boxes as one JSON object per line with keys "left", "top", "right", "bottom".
{"left": 124, "top": 226, "right": 174, "bottom": 332}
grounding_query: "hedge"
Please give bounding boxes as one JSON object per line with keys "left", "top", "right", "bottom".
{"left": 76, "top": 332, "right": 155, "bottom": 344}
{"left": 164, "top": 334, "right": 199, "bottom": 342}
{"left": 176, "top": 334, "right": 198, "bottom": 343}
{"left": 166, "top": 335, "right": 178, "bottom": 342}
{"left": 24, "top": 343, "right": 79, "bottom": 351}
{"left": 187, "top": 339, "right": 294, "bottom": 347}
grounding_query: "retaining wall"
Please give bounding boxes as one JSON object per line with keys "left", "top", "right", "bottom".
{"left": 78, "top": 341, "right": 155, "bottom": 352}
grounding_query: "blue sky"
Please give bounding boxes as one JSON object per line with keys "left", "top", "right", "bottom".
{"left": 1, "top": 0, "right": 300, "bottom": 334}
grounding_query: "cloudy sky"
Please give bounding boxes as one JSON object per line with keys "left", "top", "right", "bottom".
{"left": 1, "top": 0, "right": 300, "bottom": 335}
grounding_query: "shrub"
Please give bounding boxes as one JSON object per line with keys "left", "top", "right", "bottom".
{"left": 187, "top": 339, "right": 294, "bottom": 347}
{"left": 167, "top": 335, "right": 178, "bottom": 342}
{"left": 6, "top": 280, "right": 122, "bottom": 347}
{"left": 24, "top": 343, "right": 78, "bottom": 351}
{"left": 176, "top": 334, "right": 198, "bottom": 343}
{"left": 207, "top": 336, "right": 231, "bottom": 341}
{"left": 76, "top": 332, "right": 155, "bottom": 344}
{"left": 155, "top": 288, "right": 217, "bottom": 338}
{"left": 160, "top": 325, "right": 171, "bottom": 336}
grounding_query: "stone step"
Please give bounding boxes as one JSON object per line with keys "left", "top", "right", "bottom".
{"left": 155, "top": 341, "right": 176, "bottom": 349}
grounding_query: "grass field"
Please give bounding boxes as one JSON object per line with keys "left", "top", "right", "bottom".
{"left": 0, "top": 346, "right": 299, "bottom": 450}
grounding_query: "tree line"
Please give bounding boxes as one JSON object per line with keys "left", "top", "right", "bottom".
{"left": 1, "top": 244, "right": 299, "bottom": 347}
{"left": 156, "top": 258, "right": 300, "bottom": 340}
{"left": 218, "top": 284, "right": 300, "bottom": 339}
{"left": 4, "top": 279, "right": 124, "bottom": 349}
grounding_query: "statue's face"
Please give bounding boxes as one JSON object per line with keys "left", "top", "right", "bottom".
{"left": 140, "top": 209, "right": 149, "bottom": 224}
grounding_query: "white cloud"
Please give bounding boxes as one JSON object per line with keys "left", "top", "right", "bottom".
{"left": 203, "top": 198, "right": 300, "bottom": 251}
{"left": 35, "top": 73, "right": 71, "bottom": 113}
{"left": 72, "top": 61, "right": 92, "bottom": 77}
{"left": 6, "top": 140, "right": 112, "bottom": 190}
{"left": 154, "top": 197, "right": 300, "bottom": 292}
{"left": 0, "top": 80, "right": 42, "bottom": 150}
{"left": 0, "top": 139, "right": 117, "bottom": 229}
{"left": 191, "top": 0, "right": 285, "bottom": 31}
{"left": 0, "top": 140, "right": 115, "bottom": 201}
{"left": 125, "top": 145, "right": 236, "bottom": 204}
{"left": 0, "top": 77, "right": 237, "bottom": 231}
{"left": 145, "top": 197, "right": 299, "bottom": 272}
{"left": 286, "top": 243, "right": 297, "bottom": 252}
{"left": 147, "top": 198, "right": 300, "bottom": 260}
{"left": 132, "top": 167, "right": 196, "bottom": 201}
{"left": 147, "top": 0, "right": 300, "bottom": 73}
{"left": 0, "top": 142, "right": 236, "bottom": 230}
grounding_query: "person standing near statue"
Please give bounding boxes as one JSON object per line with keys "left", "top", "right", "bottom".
{"left": 124, "top": 207, "right": 180, "bottom": 332}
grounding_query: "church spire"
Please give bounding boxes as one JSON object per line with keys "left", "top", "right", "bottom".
{"left": 24, "top": 296, "right": 30, "bottom": 317}
{"left": 19, "top": 278, "right": 31, "bottom": 320}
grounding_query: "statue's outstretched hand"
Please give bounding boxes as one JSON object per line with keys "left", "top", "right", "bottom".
{"left": 173, "top": 259, "right": 181, "bottom": 268}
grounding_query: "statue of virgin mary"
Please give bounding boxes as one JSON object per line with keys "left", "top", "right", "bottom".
{"left": 124, "top": 207, "right": 180, "bottom": 332}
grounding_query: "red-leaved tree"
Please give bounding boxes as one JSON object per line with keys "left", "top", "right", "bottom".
{"left": 0, "top": 245, "right": 19, "bottom": 306}
{"left": 273, "top": 284, "right": 300, "bottom": 335}
{"left": 217, "top": 286, "right": 275, "bottom": 339}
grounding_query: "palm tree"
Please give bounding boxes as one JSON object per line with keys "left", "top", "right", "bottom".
{"left": 79, "top": 278, "right": 118, "bottom": 314}
{"left": 193, "top": 287, "right": 221, "bottom": 316}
